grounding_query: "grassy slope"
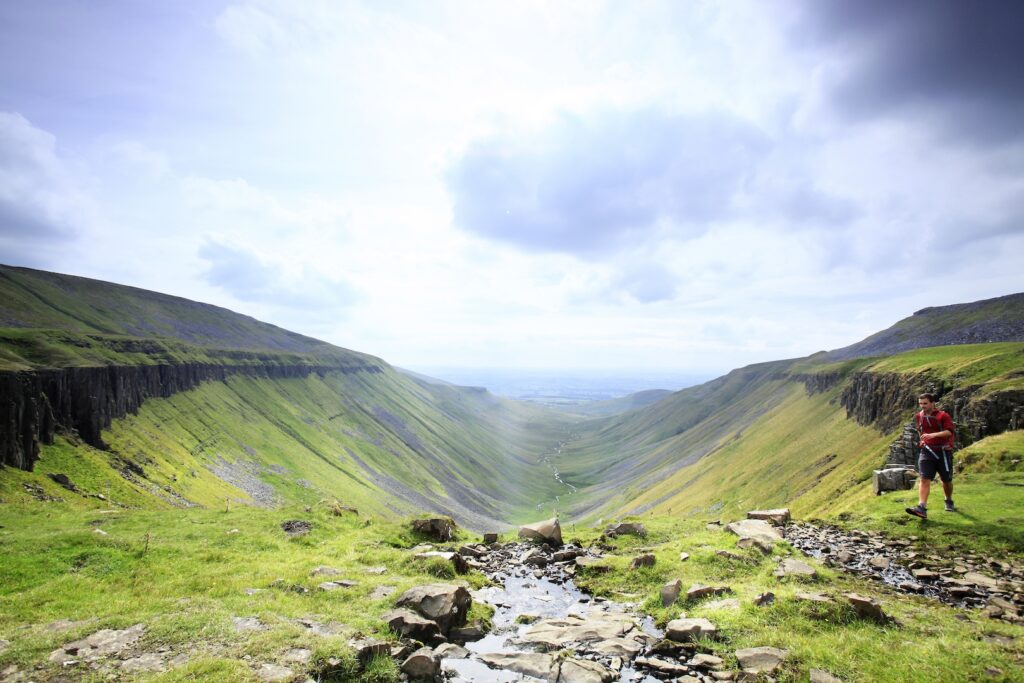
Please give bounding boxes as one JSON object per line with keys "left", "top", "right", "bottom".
{"left": 0, "top": 366, "right": 577, "bottom": 527}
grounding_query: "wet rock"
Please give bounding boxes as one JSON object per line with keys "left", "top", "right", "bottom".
{"left": 591, "top": 638, "right": 645, "bottom": 657}
{"left": 435, "top": 642, "right": 469, "bottom": 659}
{"left": 845, "top": 593, "right": 888, "bottom": 622}
{"left": 661, "top": 579, "right": 683, "bottom": 606}
{"left": 868, "top": 557, "right": 891, "bottom": 570}
{"left": 412, "top": 518, "right": 456, "bottom": 542}
{"left": 810, "top": 669, "right": 843, "bottom": 682}
{"left": 401, "top": 647, "right": 440, "bottom": 680}
{"left": 520, "top": 613, "right": 635, "bottom": 648}
{"left": 630, "top": 554, "right": 656, "bottom": 569}
{"left": 753, "top": 592, "right": 776, "bottom": 607}
{"left": 605, "top": 522, "right": 647, "bottom": 538}
{"left": 310, "top": 566, "right": 341, "bottom": 577}
{"left": 479, "top": 652, "right": 557, "bottom": 679}
{"left": 382, "top": 609, "right": 441, "bottom": 641}
{"left": 746, "top": 509, "right": 790, "bottom": 525}
{"left": 735, "top": 646, "right": 788, "bottom": 674}
{"left": 280, "top": 520, "right": 311, "bottom": 537}
{"left": 725, "top": 519, "right": 783, "bottom": 543}
{"left": 414, "top": 551, "right": 469, "bottom": 574}
{"left": 519, "top": 518, "right": 563, "bottom": 546}
{"left": 666, "top": 618, "right": 717, "bottom": 642}
{"left": 634, "top": 656, "right": 690, "bottom": 677}
{"left": 257, "top": 663, "right": 295, "bottom": 682}
{"left": 690, "top": 653, "right": 725, "bottom": 669}
{"left": 522, "top": 548, "right": 549, "bottom": 567}
{"left": 774, "top": 558, "right": 817, "bottom": 579}
{"left": 559, "top": 658, "right": 616, "bottom": 683}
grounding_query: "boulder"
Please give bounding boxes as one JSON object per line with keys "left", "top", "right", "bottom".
{"left": 746, "top": 509, "right": 790, "bottom": 525}
{"left": 519, "top": 518, "right": 563, "bottom": 546}
{"left": 872, "top": 468, "right": 915, "bottom": 495}
{"left": 401, "top": 647, "right": 440, "bottom": 680}
{"left": 725, "top": 519, "right": 783, "bottom": 543}
{"left": 735, "top": 646, "right": 789, "bottom": 674}
{"left": 412, "top": 518, "right": 456, "bottom": 541}
{"left": 665, "top": 618, "right": 718, "bottom": 642}
{"left": 845, "top": 593, "right": 888, "bottom": 622}
{"left": 559, "top": 658, "right": 616, "bottom": 683}
{"left": 661, "top": 579, "right": 683, "bottom": 607}
{"left": 479, "top": 652, "right": 557, "bottom": 680}
{"left": 774, "top": 559, "right": 818, "bottom": 579}
{"left": 482, "top": 532, "right": 499, "bottom": 544}
{"left": 605, "top": 522, "right": 647, "bottom": 538}
{"left": 687, "top": 584, "right": 730, "bottom": 602}
{"left": 449, "top": 622, "right": 487, "bottom": 641}
{"left": 396, "top": 584, "right": 471, "bottom": 634}
{"left": 522, "top": 548, "right": 549, "bottom": 566}
{"left": 381, "top": 609, "right": 440, "bottom": 641}
{"left": 434, "top": 642, "right": 469, "bottom": 659}
{"left": 631, "top": 554, "right": 656, "bottom": 569}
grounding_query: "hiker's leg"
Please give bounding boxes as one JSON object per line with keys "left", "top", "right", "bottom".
{"left": 919, "top": 476, "right": 931, "bottom": 506}
{"left": 941, "top": 480, "right": 952, "bottom": 499}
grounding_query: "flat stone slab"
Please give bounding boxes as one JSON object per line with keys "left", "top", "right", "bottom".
{"left": 559, "top": 658, "right": 615, "bottom": 683}
{"left": 795, "top": 592, "right": 834, "bottom": 604}
{"left": 725, "top": 519, "right": 783, "bottom": 543}
{"left": 520, "top": 613, "right": 635, "bottom": 648}
{"left": 119, "top": 653, "right": 165, "bottom": 673}
{"left": 479, "top": 652, "right": 557, "bottom": 680}
{"left": 747, "top": 509, "right": 791, "bottom": 525}
{"left": 665, "top": 618, "right": 717, "bottom": 642}
{"left": 257, "top": 663, "right": 295, "bottom": 682}
{"left": 590, "top": 637, "right": 645, "bottom": 657}
{"left": 49, "top": 624, "right": 146, "bottom": 664}
{"left": 774, "top": 558, "right": 818, "bottom": 579}
{"left": 735, "top": 646, "right": 789, "bottom": 674}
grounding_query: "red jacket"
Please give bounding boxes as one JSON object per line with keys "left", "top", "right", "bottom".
{"left": 916, "top": 409, "right": 955, "bottom": 449}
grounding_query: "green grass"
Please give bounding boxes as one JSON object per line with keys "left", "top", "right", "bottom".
{"left": 570, "top": 517, "right": 1024, "bottom": 683}
{"left": 0, "top": 504, "right": 492, "bottom": 682}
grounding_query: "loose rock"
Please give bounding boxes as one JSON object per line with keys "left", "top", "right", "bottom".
{"left": 734, "top": 646, "right": 789, "bottom": 674}
{"left": 666, "top": 618, "right": 718, "bottom": 642}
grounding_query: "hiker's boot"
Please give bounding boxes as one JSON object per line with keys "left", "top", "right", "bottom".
{"left": 944, "top": 498, "right": 955, "bottom": 512}
{"left": 905, "top": 504, "right": 927, "bottom": 519}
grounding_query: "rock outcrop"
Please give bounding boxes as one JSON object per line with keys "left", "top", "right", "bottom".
{"left": 1, "top": 362, "right": 381, "bottom": 471}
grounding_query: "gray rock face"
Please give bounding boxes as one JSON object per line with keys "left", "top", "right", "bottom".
{"left": 412, "top": 518, "right": 456, "bottom": 541}
{"left": 735, "top": 646, "right": 789, "bottom": 674}
{"left": 519, "top": 518, "right": 563, "bottom": 546}
{"left": 725, "top": 519, "right": 783, "bottom": 543}
{"left": 774, "top": 558, "right": 818, "bottom": 579}
{"left": 661, "top": 579, "right": 682, "bottom": 606}
{"left": 665, "top": 618, "right": 717, "bottom": 642}
{"left": 396, "top": 584, "right": 472, "bottom": 634}
{"left": 746, "top": 509, "right": 790, "bottom": 525}
{"left": 401, "top": 647, "right": 440, "bottom": 679}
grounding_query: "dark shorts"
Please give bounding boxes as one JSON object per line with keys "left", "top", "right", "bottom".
{"left": 918, "top": 446, "right": 954, "bottom": 482}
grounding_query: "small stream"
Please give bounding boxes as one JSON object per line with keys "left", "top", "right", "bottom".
{"left": 441, "top": 548, "right": 665, "bottom": 683}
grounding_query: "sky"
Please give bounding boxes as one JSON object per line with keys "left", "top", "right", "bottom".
{"left": 2, "top": 0, "right": 1023, "bottom": 376}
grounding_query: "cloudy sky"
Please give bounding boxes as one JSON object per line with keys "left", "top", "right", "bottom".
{"left": 2, "top": 1, "right": 1023, "bottom": 376}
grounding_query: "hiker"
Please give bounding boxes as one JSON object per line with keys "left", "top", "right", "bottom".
{"left": 906, "top": 392, "right": 956, "bottom": 519}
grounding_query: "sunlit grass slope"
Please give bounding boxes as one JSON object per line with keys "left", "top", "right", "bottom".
{"left": 0, "top": 366, "right": 577, "bottom": 527}
{"left": 557, "top": 343, "right": 1024, "bottom": 539}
